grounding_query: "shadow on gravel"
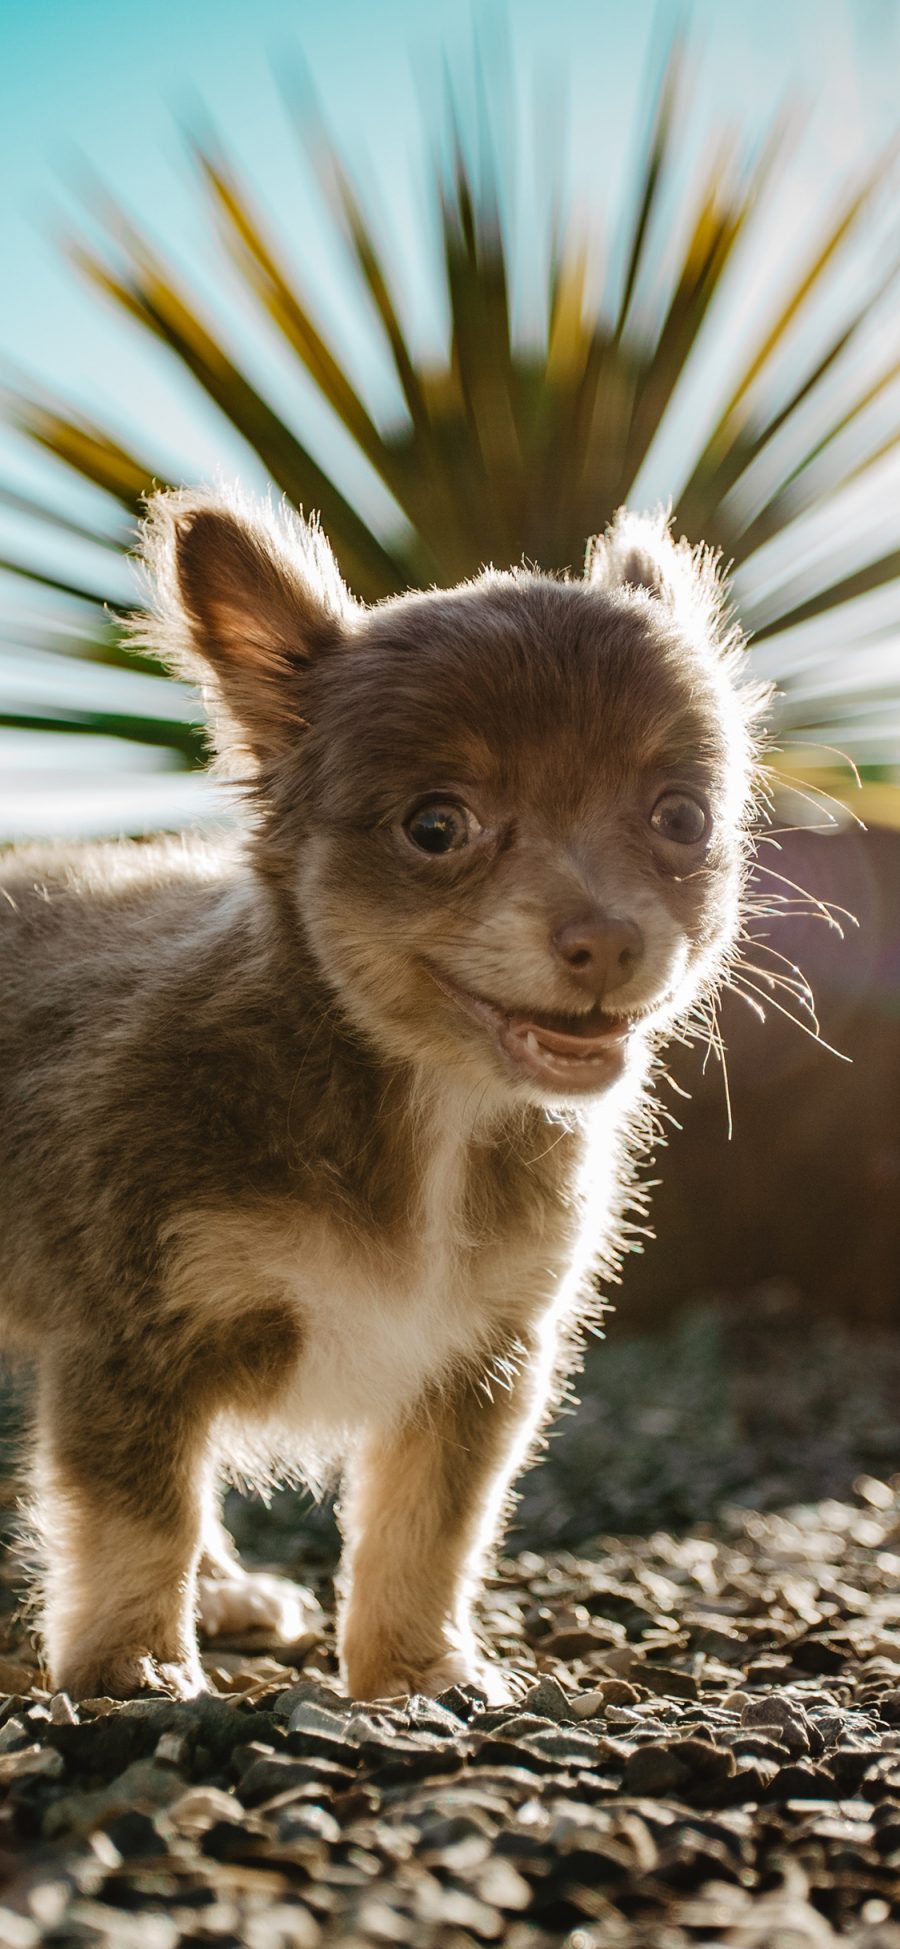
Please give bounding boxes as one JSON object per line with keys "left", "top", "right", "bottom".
{"left": 217, "top": 1284, "right": 900, "bottom": 1571}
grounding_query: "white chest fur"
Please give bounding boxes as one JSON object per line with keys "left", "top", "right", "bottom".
{"left": 163, "top": 1091, "right": 620, "bottom": 1473}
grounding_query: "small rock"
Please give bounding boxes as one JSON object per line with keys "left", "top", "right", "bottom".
{"left": 731, "top": 1733, "right": 794, "bottom": 1762}
{"left": 288, "top": 1698, "right": 355, "bottom": 1742}
{"left": 543, "top": 1627, "right": 619, "bottom": 1660}
{"left": 232, "top": 1737, "right": 277, "bottom": 1769}
{"left": 48, "top": 1693, "right": 77, "bottom": 1725}
{"left": 765, "top": 1762, "right": 838, "bottom": 1800}
{"left": 0, "top": 1714, "right": 31, "bottom": 1755}
{"left": 0, "top": 1911, "right": 39, "bottom": 1949}
{"left": 473, "top": 1856, "right": 532, "bottom": 1909}
{"left": 405, "top": 1695, "right": 468, "bottom": 1735}
{"left": 240, "top": 1752, "right": 352, "bottom": 1805}
{"left": 523, "top": 1725, "right": 604, "bottom": 1765}
{"left": 671, "top": 1737, "right": 736, "bottom": 1782}
{"left": 154, "top": 1730, "right": 189, "bottom": 1768}
{"left": 519, "top": 1675, "right": 574, "bottom": 1723}
{"left": 640, "top": 1664, "right": 699, "bottom": 1702}
{"left": 571, "top": 1680, "right": 640, "bottom": 1717}
{"left": 522, "top": 1604, "right": 554, "bottom": 1641}
{"left": 103, "top": 1809, "right": 165, "bottom": 1859}
{"left": 201, "top": 1816, "right": 269, "bottom": 1863}
{"left": 596, "top": 1646, "right": 640, "bottom": 1674}
{"left": 272, "top": 1801, "right": 340, "bottom": 1846}
{"left": 433, "top": 1684, "right": 485, "bottom": 1721}
{"left": 167, "top": 1786, "right": 244, "bottom": 1835}
{"left": 272, "top": 1676, "right": 350, "bottom": 1722}
{"left": 42, "top": 1758, "right": 185, "bottom": 1839}
{"left": 479, "top": 1712, "right": 554, "bottom": 1741}
{"left": 243, "top": 1902, "right": 320, "bottom": 1949}
{"left": 855, "top": 1474, "right": 895, "bottom": 1509}
{"left": 418, "top": 1809, "right": 498, "bottom": 1851}
{"left": 831, "top": 1745, "right": 880, "bottom": 1791}
{"left": 692, "top": 1627, "right": 749, "bottom": 1661}
{"left": 624, "top": 1743, "right": 692, "bottom": 1796}
{"left": 742, "top": 1692, "right": 811, "bottom": 1754}
{"left": 1, "top": 1745, "right": 63, "bottom": 1785}
{"left": 790, "top": 1636, "right": 847, "bottom": 1675}
{"left": 810, "top": 1710, "right": 847, "bottom": 1745}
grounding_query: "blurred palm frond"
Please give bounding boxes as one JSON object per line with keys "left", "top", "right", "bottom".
{"left": 3, "top": 49, "right": 900, "bottom": 814}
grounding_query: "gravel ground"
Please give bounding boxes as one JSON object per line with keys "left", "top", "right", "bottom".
{"left": 2, "top": 1289, "right": 900, "bottom": 1948}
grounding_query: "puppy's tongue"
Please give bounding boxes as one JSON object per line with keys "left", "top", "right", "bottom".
{"left": 505, "top": 1005, "right": 630, "bottom": 1055}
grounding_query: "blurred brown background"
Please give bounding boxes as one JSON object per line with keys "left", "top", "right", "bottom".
{"left": 622, "top": 823, "right": 900, "bottom": 1328}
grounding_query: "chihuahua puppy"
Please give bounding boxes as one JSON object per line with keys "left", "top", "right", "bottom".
{"left": 0, "top": 491, "right": 762, "bottom": 1702}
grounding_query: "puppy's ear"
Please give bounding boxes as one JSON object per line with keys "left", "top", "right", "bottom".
{"left": 585, "top": 506, "right": 733, "bottom": 658}
{"left": 138, "top": 488, "right": 356, "bottom": 767}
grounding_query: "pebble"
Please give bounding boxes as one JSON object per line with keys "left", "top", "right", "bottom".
{"left": 47, "top": 1693, "right": 77, "bottom": 1726}
{"left": 0, "top": 1912, "right": 39, "bottom": 1949}
{"left": 741, "top": 1692, "right": 812, "bottom": 1753}
{"left": 41, "top": 1757, "right": 187, "bottom": 1839}
{"left": 519, "top": 1675, "right": 574, "bottom": 1723}
{"left": 0, "top": 1713, "right": 30, "bottom": 1754}
{"left": 624, "top": 1743, "right": 692, "bottom": 1796}
{"left": 167, "top": 1785, "right": 245, "bottom": 1833}
{"left": 641, "top": 1665, "right": 699, "bottom": 1702}
{"left": 571, "top": 1680, "right": 641, "bottom": 1716}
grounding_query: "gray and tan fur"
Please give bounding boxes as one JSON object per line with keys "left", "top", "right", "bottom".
{"left": 0, "top": 490, "right": 764, "bottom": 1702}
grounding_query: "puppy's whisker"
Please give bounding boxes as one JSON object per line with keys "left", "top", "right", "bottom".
{"left": 710, "top": 1012, "right": 734, "bottom": 1141}
{"left": 728, "top": 973, "right": 850, "bottom": 1061}
{"left": 734, "top": 955, "right": 817, "bottom": 1013}
{"left": 760, "top": 744, "right": 863, "bottom": 818}
{"left": 749, "top": 860, "right": 857, "bottom": 935}
{"left": 724, "top": 981, "right": 767, "bottom": 1024}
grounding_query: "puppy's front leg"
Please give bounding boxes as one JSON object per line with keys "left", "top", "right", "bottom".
{"left": 339, "top": 1328, "right": 553, "bottom": 1702}
{"left": 35, "top": 1353, "right": 209, "bottom": 1701}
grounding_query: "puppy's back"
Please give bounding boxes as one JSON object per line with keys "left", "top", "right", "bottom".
{"left": 0, "top": 836, "right": 231, "bottom": 1073}
{"left": 0, "top": 837, "right": 240, "bottom": 1339}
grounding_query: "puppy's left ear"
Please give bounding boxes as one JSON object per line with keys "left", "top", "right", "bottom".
{"left": 138, "top": 488, "right": 357, "bottom": 767}
{"left": 585, "top": 506, "right": 732, "bottom": 658}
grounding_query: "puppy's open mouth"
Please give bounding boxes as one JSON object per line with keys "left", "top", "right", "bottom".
{"left": 427, "top": 966, "right": 637, "bottom": 1094}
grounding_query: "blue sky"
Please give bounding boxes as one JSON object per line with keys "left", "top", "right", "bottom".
{"left": 4, "top": 0, "right": 898, "bottom": 506}
{"left": 2, "top": 0, "right": 900, "bottom": 832}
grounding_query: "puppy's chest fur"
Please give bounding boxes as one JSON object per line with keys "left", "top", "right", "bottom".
{"left": 165, "top": 1095, "right": 600, "bottom": 1459}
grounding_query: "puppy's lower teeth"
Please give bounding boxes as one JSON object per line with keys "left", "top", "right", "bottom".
{"left": 521, "top": 1032, "right": 610, "bottom": 1071}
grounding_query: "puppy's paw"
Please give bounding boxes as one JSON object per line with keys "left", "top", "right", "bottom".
{"left": 197, "top": 1566, "right": 319, "bottom": 1644}
{"left": 59, "top": 1646, "right": 207, "bottom": 1703}
{"left": 415, "top": 1651, "right": 525, "bottom": 1707}
{"left": 345, "top": 1645, "right": 522, "bottom": 1706}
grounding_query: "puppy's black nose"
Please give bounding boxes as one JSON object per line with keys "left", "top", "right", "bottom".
{"left": 552, "top": 912, "right": 644, "bottom": 996}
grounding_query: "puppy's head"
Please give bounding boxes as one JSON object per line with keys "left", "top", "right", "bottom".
{"left": 143, "top": 489, "right": 766, "bottom": 1105}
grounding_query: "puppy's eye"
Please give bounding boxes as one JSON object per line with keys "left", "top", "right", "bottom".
{"left": 649, "top": 791, "right": 709, "bottom": 845}
{"left": 404, "top": 801, "right": 480, "bottom": 855}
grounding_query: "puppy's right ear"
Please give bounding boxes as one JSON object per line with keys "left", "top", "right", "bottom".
{"left": 138, "top": 488, "right": 357, "bottom": 767}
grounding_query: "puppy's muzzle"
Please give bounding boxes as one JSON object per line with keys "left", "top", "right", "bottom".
{"left": 552, "top": 910, "right": 644, "bottom": 1000}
